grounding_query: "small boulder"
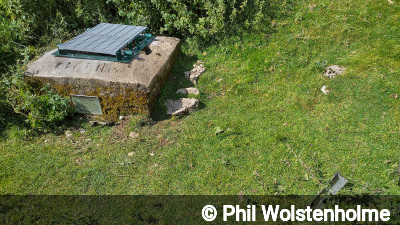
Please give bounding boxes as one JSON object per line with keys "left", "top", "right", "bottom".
{"left": 65, "top": 131, "right": 74, "bottom": 140}
{"left": 215, "top": 127, "right": 224, "bottom": 135}
{"left": 165, "top": 98, "right": 199, "bottom": 116}
{"left": 75, "top": 157, "right": 84, "bottom": 166}
{"left": 176, "top": 87, "right": 200, "bottom": 95}
{"left": 129, "top": 132, "right": 139, "bottom": 139}
{"left": 185, "top": 64, "right": 205, "bottom": 84}
{"left": 321, "top": 85, "right": 330, "bottom": 95}
{"left": 324, "top": 65, "right": 345, "bottom": 78}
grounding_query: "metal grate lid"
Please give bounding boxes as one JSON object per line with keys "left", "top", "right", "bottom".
{"left": 57, "top": 23, "right": 148, "bottom": 56}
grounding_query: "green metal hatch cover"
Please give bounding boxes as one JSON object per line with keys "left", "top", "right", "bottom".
{"left": 71, "top": 95, "right": 102, "bottom": 115}
{"left": 53, "top": 23, "right": 154, "bottom": 63}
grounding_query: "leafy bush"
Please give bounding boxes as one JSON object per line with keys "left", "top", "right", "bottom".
{"left": 1, "top": 65, "right": 74, "bottom": 129}
{"left": 112, "top": 0, "right": 294, "bottom": 39}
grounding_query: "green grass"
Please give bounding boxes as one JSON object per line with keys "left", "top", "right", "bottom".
{"left": 1, "top": 0, "right": 400, "bottom": 195}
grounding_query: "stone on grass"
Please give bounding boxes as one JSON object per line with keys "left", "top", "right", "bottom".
{"left": 165, "top": 98, "right": 199, "bottom": 116}
{"left": 321, "top": 85, "right": 330, "bottom": 95}
{"left": 215, "top": 127, "right": 224, "bottom": 135}
{"left": 65, "top": 131, "right": 74, "bottom": 140}
{"left": 185, "top": 64, "right": 205, "bottom": 84}
{"left": 75, "top": 157, "right": 84, "bottom": 166}
{"left": 66, "top": 134, "right": 74, "bottom": 140}
{"left": 89, "top": 121, "right": 109, "bottom": 126}
{"left": 129, "top": 132, "right": 139, "bottom": 139}
{"left": 324, "top": 65, "right": 345, "bottom": 78}
{"left": 127, "top": 152, "right": 135, "bottom": 157}
{"left": 176, "top": 87, "right": 200, "bottom": 95}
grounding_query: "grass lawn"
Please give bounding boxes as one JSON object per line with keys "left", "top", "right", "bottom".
{"left": 1, "top": 0, "right": 400, "bottom": 195}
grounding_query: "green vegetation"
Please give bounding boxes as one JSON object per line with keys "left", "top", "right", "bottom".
{"left": 1, "top": 66, "right": 74, "bottom": 129}
{"left": 1, "top": 0, "right": 400, "bottom": 195}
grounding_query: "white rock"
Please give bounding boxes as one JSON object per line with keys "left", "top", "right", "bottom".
{"left": 119, "top": 116, "right": 125, "bottom": 120}
{"left": 127, "top": 152, "right": 135, "bottom": 157}
{"left": 321, "top": 85, "right": 330, "bottom": 95}
{"left": 324, "top": 65, "right": 345, "bottom": 78}
{"left": 88, "top": 121, "right": 108, "bottom": 126}
{"left": 75, "top": 157, "right": 83, "bottom": 165}
{"left": 184, "top": 64, "right": 205, "bottom": 84}
{"left": 65, "top": 131, "right": 74, "bottom": 139}
{"left": 176, "top": 87, "right": 200, "bottom": 95}
{"left": 129, "top": 132, "right": 139, "bottom": 139}
{"left": 165, "top": 98, "right": 199, "bottom": 116}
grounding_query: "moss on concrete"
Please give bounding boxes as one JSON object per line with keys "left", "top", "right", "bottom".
{"left": 25, "top": 36, "right": 181, "bottom": 122}
{"left": 27, "top": 76, "right": 155, "bottom": 122}
{"left": 87, "top": 88, "right": 151, "bottom": 121}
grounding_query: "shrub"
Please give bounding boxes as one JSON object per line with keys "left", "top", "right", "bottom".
{"left": 112, "top": 0, "right": 294, "bottom": 39}
{"left": 1, "top": 65, "right": 74, "bottom": 129}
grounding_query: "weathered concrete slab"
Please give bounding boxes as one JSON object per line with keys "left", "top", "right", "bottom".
{"left": 25, "top": 36, "right": 181, "bottom": 120}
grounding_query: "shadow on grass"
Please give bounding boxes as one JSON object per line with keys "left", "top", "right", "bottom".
{"left": 152, "top": 52, "right": 199, "bottom": 122}
{"left": 152, "top": 21, "right": 282, "bottom": 123}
